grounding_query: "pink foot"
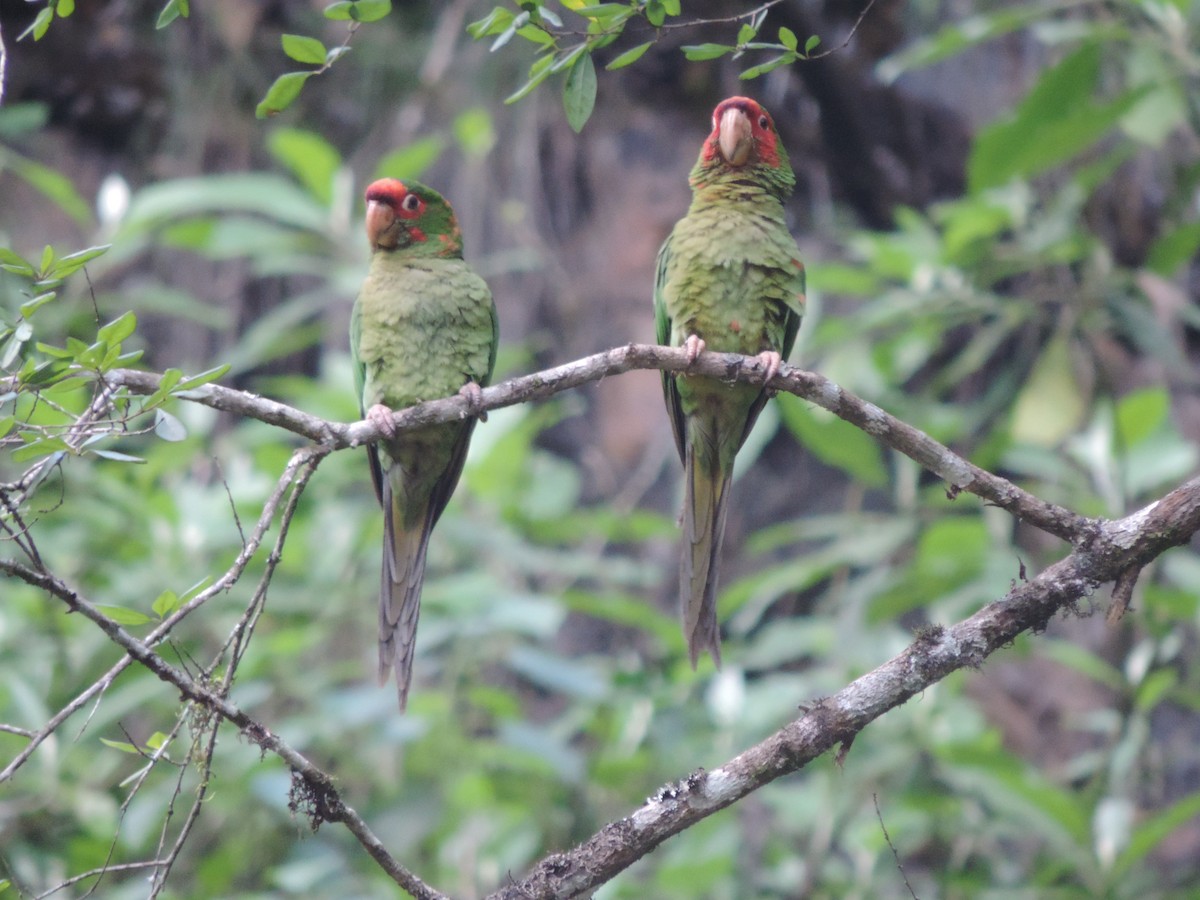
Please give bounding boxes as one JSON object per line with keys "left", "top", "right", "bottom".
{"left": 366, "top": 403, "right": 397, "bottom": 439}
{"left": 683, "top": 334, "right": 706, "bottom": 366}
{"left": 756, "top": 351, "right": 782, "bottom": 385}
{"left": 458, "top": 381, "right": 487, "bottom": 422}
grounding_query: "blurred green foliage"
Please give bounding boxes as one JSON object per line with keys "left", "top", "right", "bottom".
{"left": 1, "top": 1, "right": 1200, "bottom": 898}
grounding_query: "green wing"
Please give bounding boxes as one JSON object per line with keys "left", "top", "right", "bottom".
{"left": 350, "top": 292, "right": 386, "bottom": 507}
{"left": 654, "top": 231, "right": 687, "bottom": 465}
{"left": 426, "top": 282, "right": 498, "bottom": 530}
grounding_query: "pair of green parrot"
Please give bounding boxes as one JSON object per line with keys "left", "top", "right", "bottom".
{"left": 351, "top": 96, "right": 805, "bottom": 710}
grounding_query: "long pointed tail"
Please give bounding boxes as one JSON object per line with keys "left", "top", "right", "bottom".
{"left": 378, "top": 485, "right": 433, "bottom": 712}
{"left": 681, "top": 443, "right": 731, "bottom": 668}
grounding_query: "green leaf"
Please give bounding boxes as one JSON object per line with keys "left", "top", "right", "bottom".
{"left": 645, "top": 0, "right": 666, "bottom": 27}
{"left": 968, "top": 43, "right": 1151, "bottom": 191}
{"left": 1134, "top": 668, "right": 1176, "bottom": 712}
{"left": 0, "top": 322, "right": 32, "bottom": 368}
{"left": 736, "top": 23, "right": 757, "bottom": 44}
{"left": 468, "top": 6, "right": 514, "bottom": 39}
{"left": 877, "top": 3, "right": 1059, "bottom": 83}
{"left": 1114, "top": 790, "right": 1200, "bottom": 876}
{"left": 175, "top": 363, "right": 230, "bottom": 391}
{"left": 778, "top": 26, "right": 798, "bottom": 51}
{"left": 373, "top": 136, "right": 445, "bottom": 182}
{"left": 157, "top": 0, "right": 189, "bottom": 28}
{"left": 120, "top": 174, "right": 328, "bottom": 236}
{"left": 154, "top": 409, "right": 188, "bottom": 442}
{"left": 146, "top": 368, "right": 184, "bottom": 407}
{"left": 535, "top": 5, "right": 562, "bottom": 27}
{"left": 804, "top": 34, "right": 821, "bottom": 54}
{"left": 10, "top": 437, "right": 68, "bottom": 463}
{"left": 348, "top": 0, "right": 391, "bottom": 23}
{"left": 267, "top": 128, "right": 341, "bottom": 205}
{"left": 492, "top": 11, "right": 530, "bottom": 51}
{"left": 563, "top": 53, "right": 597, "bottom": 132}
{"left": 19, "top": 7, "right": 54, "bottom": 41}
{"left": 97, "top": 311, "right": 137, "bottom": 345}
{"left": 605, "top": 41, "right": 652, "bottom": 70}
{"left": 92, "top": 449, "right": 147, "bottom": 463}
{"left": 323, "top": 1, "right": 354, "bottom": 19}
{"left": 57, "top": 0, "right": 76, "bottom": 16}
{"left": 682, "top": 43, "right": 732, "bottom": 61}
{"left": 505, "top": 54, "right": 557, "bottom": 104}
{"left": 1147, "top": 221, "right": 1200, "bottom": 275}
{"left": 1010, "top": 333, "right": 1085, "bottom": 446}
{"left": 50, "top": 243, "right": 111, "bottom": 279}
{"left": 1115, "top": 387, "right": 1167, "bottom": 447}
{"left": 20, "top": 292, "right": 56, "bottom": 319}
{"left": 255, "top": 72, "right": 312, "bottom": 119}
{"left": 0, "top": 416, "right": 14, "bottom": 438}
{"left": 281, "top": 34, "right": 327, "bottom": 65}
{"left": 776, "top": 394, "right": 887, "bottom": 488}
{"left": 6, "top": 156, "right": 91, "bottom": 225}
{"left": 179, "top": 577, "right": 211, "bottom": 602}
{"left": 453, "top": 108, "right": 496, "bottom": 158}
{"left": 551, "top": 44, "right": 588, "bottom": 73}
{"left": 740, "top": 53, "right": 795, "bottom": 80}
{"left": 153, "top": 590, "right": 180, "bottom": 618}
{"left": 100, "top": 738, "right": 141, "bottom": 754}
{"left": 95, "top": 604, "right": 154, "bottom": 626}
{"left": 0, "top": 247, "right": 34, "bottom": 276}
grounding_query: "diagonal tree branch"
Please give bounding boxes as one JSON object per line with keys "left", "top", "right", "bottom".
{"left": 0, "top": 557, "right": 452, "bottom": 900}
{"left": 486, "top": 475, "right": 1200, "bottom": 899}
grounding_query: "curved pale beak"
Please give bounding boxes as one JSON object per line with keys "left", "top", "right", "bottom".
{"left": 717, "top": 106, "right": 753, "bottom": 167}
{"left": 366, "top": 199, "right": 398, "bottom": 249}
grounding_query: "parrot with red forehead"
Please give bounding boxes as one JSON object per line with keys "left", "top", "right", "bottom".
{"left": 351, "top": 178, "right": 498, "bottom": 710}
{"left": 655, "top": 96, "right": 806, "bottom": 667}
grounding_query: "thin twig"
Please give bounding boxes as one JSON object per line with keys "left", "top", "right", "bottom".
{"left": 873, "top": 793, "right": 918, "bottom": 900}
{"left": 809, "top": 0, "right": 881, "bottom": 60}
{"left": 30, "top": 860, "right": 166, "bottom": 900}
{"left": 0, "top": 445, "right": 328, "bottom": 784}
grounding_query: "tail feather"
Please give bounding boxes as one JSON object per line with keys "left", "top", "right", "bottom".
{"left": 378, "top": 482, "right": 434, "bottom": 711}
{"left": 681, "top": 443, "right": 730, "bottom": 669}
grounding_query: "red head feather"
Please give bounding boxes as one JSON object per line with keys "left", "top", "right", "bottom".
{"left": 364, "top": 178, "right": 436, "bottom": 251}
{"left": 701, "top": 96, "right": 783, "bottom": 170}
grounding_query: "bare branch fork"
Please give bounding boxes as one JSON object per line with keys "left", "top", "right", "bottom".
{"left": 4, "top": 345, "right": 1198, "bottom": 900}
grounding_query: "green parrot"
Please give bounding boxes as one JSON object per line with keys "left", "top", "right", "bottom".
{"left": 351, "top": 178, "right": 498, "bottom": 711}
{"left": 654, "top": 96, "right": 806, "bottom": 668}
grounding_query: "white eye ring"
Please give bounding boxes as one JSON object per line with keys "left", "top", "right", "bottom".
{"left": 758, "top": 115, "right": 769, "bottom": 129}
{"left": 401, "top": 194, "right": 421, "bottom": 212}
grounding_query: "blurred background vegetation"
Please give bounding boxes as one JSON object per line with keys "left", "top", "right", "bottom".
{"left": 1, "top": 0, "right": 1199, "bottom": 896}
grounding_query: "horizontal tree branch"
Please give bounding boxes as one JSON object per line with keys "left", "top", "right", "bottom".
{"left": 101, "top": 343, "right": 1089, "bottom": 543}
{"left": 488, "top": 475, "right": 1200, "bottom": 899}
